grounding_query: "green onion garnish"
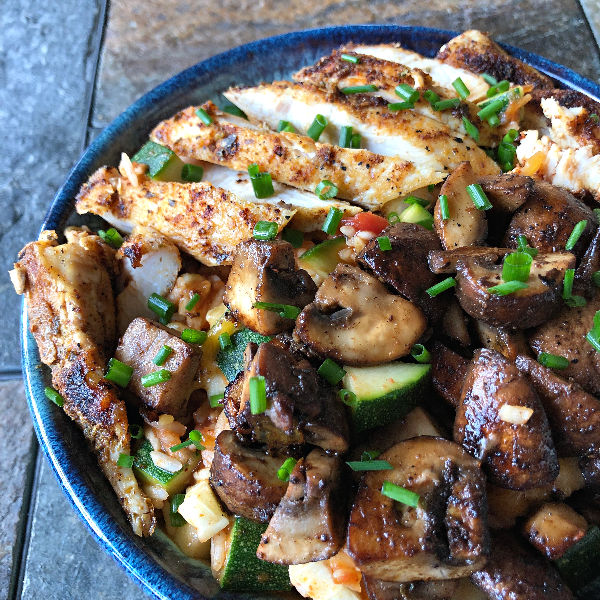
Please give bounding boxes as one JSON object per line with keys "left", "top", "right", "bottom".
{"left": 105, "top": 358, "right": 133, "bottom": 388}
{"left": 209, "top": 393, "right": 224, "bottom": 408}
{"left": 341, "top": 53, "right": 359, "bottom": 64}
{"left": 249, "top": 375, "right": 267, "bottom": 414}
{"left": 141, "top": 369, "right": 171, "bottom": 387}
{"left": 339, "top": 125, "right": 353, "bottom": 148}
{"left": 381, "top": 481, "right": 420, "bottom": 507}
{"left": 350, "top": 132, "right": 361, "bottom": 148}
{"left": 361, "top": 450, "right": 381, "bottom": 461}
{"left": 318, "top": 358, "right": 346, "bottom": 385}
{"left": 388, "top": 101, "right": 414, "bottom": 111}
{"left": 170, "top": 430, "right": 204, "bottom": 452}
{"left": 395, "top": 83, "right": 419, "bottom": 103}
{"left": 346, "top": 460, "right": 393, "bottom": 471}
{"left": 117, "top": 453, "right": 134, "bottom": 468}
{"left": 195, "top": 107, "right": 213, "bottom": 125}
{"left": 452, "top": 77, "right": 470, "bottom": 99}
{"left": 566, "top": 295, "right": 587, "bottom": 308}
{"left": 565, "top": 220, "right": 588, "bottom": 251}
{"left": 339, "top": 389, "right": 356, "bottom": 406}
{"left": 170, "top": 494, "right": 187, "bottom": 527}
{"left": 181, "top": 328, "right": 207, "bottom": 344}
{"left": 538, "top": 352, "right": 570, "bottom": 369}
{"left": 277, "top": 120, "right": 296, "bottom": 133}
{"left": 482, "top": 73, "right": 498, "bottom": 86}
{"left": 433, "top": 98, "right": 461, "bottom": 111}
{"left": 277, "top": 457, "right": 298, "bottom": 481}
{"left": 467, "top": 183, "right": 492, "bottom": 210}
{"left": 462, "top": 117, "right": 479, "bottom": 142}
{"left": 129, "top": 424, "right": 143, "bottom": 439}
{"left": 181, "top": 164, "right": 204, "bottom": 182}
{"left": 586, "top": 310, "right": 600, "bottom": 352}
{"left": 410, "top": 343, "right": 431, "bottom": 364}
{"left": 426, "top": 277, "right": 456, "bottom": 297}
{"left": 517, "top": 234, "right": 538, "bottom": 257}
{"left": 341, "top": 84, "right": 378, "bottom": 95}
{"left": 488, "top": 280, "right": 528, "bottom": 295}
{"left": 185, "top": 293, "right": 200, "bottom": 311}
{"left": 593, "top": 271, "right": 600, "bottom": 287}
{"left": 218, "top": 332, "right": 231, "bottom": 350}
{"left": 189, "top": 430, "right": 203, "bottom": 445}
{"left": 221, "top": 98, "right": 247, "bottom": 119}
{"left": 563, "top": 268, "right": 575, "bottom": 299}
{"left": 148, "top": 293, "right": 176, "bottom": 325}
{"left": 486, "top": 79, "right": 510, "bottom": 97}
{"left": 477, "top": 99, "right": 505, "bottom": 121}
{"left": 497, "top": 141, "right": 517, "bottom": 170}
{"left": 253, "top": 220, "right": 278, "bottom": 241}
{"left": 248, "top": 163, "right": 275, "bottom": 199}
{"left": 315, "top": 180, "right": 339, "bottom": 200}
{"left": 504, "top": 129, "right": 519, "bottom": 142}
{"left": 502, "top": 252, "right": 532, "bottom": 282}
{"left": 282, "top": 228, "right": 304, "bottom": 248}
{"left": 487, "top": 114, "right": 500, "bottom": 128}
{"left": 307, "top": 114, "right": 328, "bottom": 141}
{"left": 98, "top": 228, "right": 123, "bottom": 249}
{"left": 423, "top": 89, "right": 440, "bottom": 106}
{"left": 387, "top": 211, "right": 400, "bottom": 224}
{"left": 439, "top": 194, "right": 450, "bottom": 220}
{"left": 427, "top": 184, "right": 435, "bottom": 193}
{"left": 44, "top": 386, "right": 64, "bottom": 407}
{"left": 377, "top": 236, "right": 392, "bottom": 251}
{"left": 595, "top": 208, "right": 600, "bottom": 223}
{"left": 322, "top": 206, "right": 344, "bottom": 235}
{"left": 253, "top": 301, "right": 301, "bottom": 319}
{"left": 153, "top": 345, "right": 173, "bottom": 366}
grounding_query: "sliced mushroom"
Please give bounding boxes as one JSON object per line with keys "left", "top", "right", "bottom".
{"left": 441, "top": 300, "right": 471, "bottom": 347}
{"left": 209, "top": 430, "right": 289, "bottom": 523}
{"left": 471, "top": 530, "right": 574, "bottom": 600}
{"left": 224, "top": 239, "right": 317, "bottom": 336}
{"left": 357, "top": 223, "right": 447, "bottom": 323}
{"left": 478, "top": 173, "right": 535, "bottom": 214}
{"left": 475, "top": 321, "right": 529, "bottom": 361}
{"left": 431, "top": 342, "right": 471, "bottom": 408}
{"left": 428, "top": 246, "right": 511, "bottom": 274}
{"left": 347, "top": 437, "right": 489, "bottom": 582}
{"left": 455, "top": 349, "right": 558, "bottom": 490}
{"left": 362, "top": 575, "right": 459, "bottom": 600}
{"left": 434, "top": 162, "right": 487, "bottom": 250}
{"left": 575, "top": 226, "right": 600, "bottom": 297}
{"left": 515, "top": 355, "right": 600, "bottom": 457}
{"left": 528, "top": 291, "right": 600, "bottom": 396}
{"left": 455, "top": 251, "right": 575, "bottom": 329}
{"left": 257, "top": 449, "right": 347, "bottom": 564}
{"left": 294, "top": 264, "right": 427, "bottom": 366}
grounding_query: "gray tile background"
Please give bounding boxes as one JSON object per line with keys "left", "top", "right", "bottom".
{"left": 2, "top": 0, "right": 600, "bottom": 598}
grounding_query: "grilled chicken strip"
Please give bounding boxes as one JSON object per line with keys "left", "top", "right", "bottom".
{"left": 151, "top": 103, "right": 431, "bottom": 211}
{"left": 12, "top": 231, "right": 155, "bottom": 536}
{"left": 294, "top": 50, "right": 497, "bottom": 145}
{"left": 75, "top": 166, "right": 296, "bottom": 266}
{"left": 224, "top": 82, "right": 499, "bottom": 176}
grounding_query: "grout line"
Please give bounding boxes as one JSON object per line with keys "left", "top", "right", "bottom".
{"left": 0, "top": 369, "right": 24, "bottom": 380}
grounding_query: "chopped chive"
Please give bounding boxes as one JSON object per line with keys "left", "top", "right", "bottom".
{"left": 497, "top": 141, "right": 517, "bottom": 171}
{"left": 504, "top": 129, "right": 519, "bottom": 142}
{"left": 307, "top": 114, "right": 327, "bottom": 141}
{"left": 253, "top": 301, "right": 301, "bottom": 319}
{"left": 248, "top": 163, "right": 275, "bottom": 199}
{"left": 148, "top": 293, "right": 176, "bottom": 325}
{"left": 341, "top": 53, "right": 359, "bottom": 64}
{"left": 347, "top": 460, "right": 393, "bottom": 471}
{"left": 488, "top": 280, "right": 528, "bottom": 295}
{"left": 44, "top": 386, "right": 64, "bottom": 407}
{"left": 170, "top": 493, "right": 187, "bottom": 527}
{"left": 467, "top": 183, "right": 492, "bottom": 210}
{"left": 361, "top": 450, "right": 381, "bottom": 461}
{"left": 209, "top": 393, "right": 224, "bottom": 408}
{"left": 181, "top": 164, "right": 204, "bottom": 182}
{"left": 595, "top": 208, "right": 600, "bottom": 223}
{"left": 339, "top": 125, "right": 353, "bottom": 148}
{"left": 277, "top": 457, "right": 298, "bottom": 481}
{"left": 388, "top": 101, "right": 414, "bottom": 111}
{"left": 517, "top": 234, "right": 538, "bottom": 257}
{"left": 249, "top": 375, "right": 267, "bottom": 414}
{"left": 477, "top": 99, "right": 505, "bottom": 121}
{"left": 427, "top": 184, "right": 435, "bottom": 192}
{"left": 395, "top": 83, "right": 419, "bottom": 103}
{"left": 377, "top": 236, "right": 392, "bottom": 251}
{"left": 462, "top": 117, "right": 480, "bottom": 142}
{"left": 105, "top": 358, "right": 133, "bottom": 388}
{"left": 486, "top": 79, "right": 510, "bottom": 97}
{"left": 563, "top": 268, "right": 575, "bottom": 299}
{"left": 97, "top": 227, "right": 123, "bottom": 249}
{"left": 141, "top": 369, "right": 171, "bottom": 387}
{"left": 195, "top": 107, "right": 213, "bottom": 125}
{"left": 169, "top": 439, "right": 193, "bottom": 451}
{"left": 218, "top": 332, "right": 231, "bottom": 350}
{"left": 129, "top": 424, "right": 143, "bottom": 439}
{"left": 170, "top": 430, "right": 205, "bottom": 452}
{"left": 277, "top": 120, "right": 296, "bottom": 133}
{"left": 315, "top": 180, "right": 339, "bottom": 200}
{"left": 487, "top": 114, "right": 501, "bottom": 128}
{"left": 350, "top": 132, "right": 361, "bottom": 148}
{"left": 593, "top": 271, "right": 600, "bottom": 287}
{"left": 339, "top": 388, "right": 356, "bottom": 406}
{"left": 502, "top": 252, "right": 532, "bottom": 282}
{"left": 322, "top": 207, "right": 344, "bottom": 235}
{"left": 318, "top": 358, "right": 346, "bottom": 385}
{"left": 253, "top": 220, "right": 278, "bottom": 241}
{"left": 538, "top": 352, "right": 570, "bottom": 369}
{"left": 181, "top": 328, "right": 207, "bottom": 344}
{"left": 117, "top": 453, "right": 134, "bottom": 468}
{"left": 439, "top": 194, "right": 450, "bottom": 220}
{"left": 482, "top": 73, "right": 498, "bottom": 86}
{"left": 387, "top": 211, "right": 401, "bottom": 224}
{"left": 282, "top": 228, "right": 304, "bottom": 248}
{"left": 220, "top": 98, "right": 247, "bottom": 119}
{"left": 566, "top": 295, "right": 587, "bottom": 307}
{"left": 381, "top": 481, "right": 420, "bottom": 507}
{"left": 426, "top": 277, "right": 456, "bottom": 297}
{"left": 410, "top": 343, "right": 431, "bottom": 364}
{"left": 423, "top": 89, "right": 440, "bottom": 106}
{"left": 341, "top": 84, "right": 378, "bottom": 94}
{"left": 586, "top": 311, "right": 600, "bottom": 352}
{"left": 565, "top": 220, "right": 588, "bottom": 251}
{"left": 189, "top": 430, "right": 203, "bottom": 445}
{"left": 452, "top": 77, "right": 470, "bottom": 99}
{"left": 433, "top": 98, "right": 461, "bottom": 111}
{"left": 153, "top": 345, "right": 173, "bottom": 366}
{"left": 404, "top": 195, "right": 429, "bottom": 207}
{"left": 591, "top": 113, "right": 599, "bottom": 123}
{"left": 185, "top": 293, "right": 201, "bottom": 311}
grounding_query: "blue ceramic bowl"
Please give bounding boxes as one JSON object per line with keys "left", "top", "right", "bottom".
{"left": 21, "top": 25, "right": 600, "bottom": 600}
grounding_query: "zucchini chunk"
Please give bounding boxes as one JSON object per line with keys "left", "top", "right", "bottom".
{"left": 555, "top": 525, "right": 600, "bottom": 596}
{"left": 132, "top": 140, "right": 186, "bottom": 181}
{"left": 341, "top": 361, "right": 431, "bottom": 432}
{"left": 216, "top": 327, "right": 271, "bottom": 382}
{"left": 298, "top": 236, "right": 347, "bottom": 281}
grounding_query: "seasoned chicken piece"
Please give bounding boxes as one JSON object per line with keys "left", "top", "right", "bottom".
{"left": 75, "top": 166, "right": 296, "bottom": 266}
{"left": 115, "top": 226, "right": 181, "bottom": 334}
{"left": 348, "top": 43, "right": 490, "bottom": 102}
{"left": 223, "top": 239, "right": 317, "bottom": 336}
{"left": 294, "top": 50, "right": 497, "bottom": 145}
{"left": 455, "top": 349, "right": 558, "bottom": 490}
{"left": 12, "top": 232, "right": 155, "bottom": 536}
{"left": 114, "top": 317, "right": 202, "bottom": 418}
{"left": 152, "top": 103, "right": 433, "bottom": 211}
{"left": 257, "top": 449, "right": 347, "bottom": 564}
{"left": 225, "top": 82, "right": 499, "bottom": 176}
{"left": 436, "top": 30, "right": 553, "bottom": 90}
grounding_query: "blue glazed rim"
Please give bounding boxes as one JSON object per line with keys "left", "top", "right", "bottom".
{"left": 20, "top": 24, "right": 600, "bottom": 600}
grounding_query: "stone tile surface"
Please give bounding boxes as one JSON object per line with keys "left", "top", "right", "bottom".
{"left": 0, "top": 0, "right": 103, "bottom": 372}
{"left": 93, "top": 0, "right": 600, "bottom": 127}
{"left": 581, "top": 0, "right": 600, "bottom": 51}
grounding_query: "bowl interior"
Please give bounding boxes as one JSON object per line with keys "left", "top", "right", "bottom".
{"left": 21, "top": 24, "right": 600, "bottom": 600}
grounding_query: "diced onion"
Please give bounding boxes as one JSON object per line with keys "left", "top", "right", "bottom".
{"left": 498, "top": 404, "right": 533, "bottom": 425}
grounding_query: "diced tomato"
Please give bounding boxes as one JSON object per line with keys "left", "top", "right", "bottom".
{"left": 329, "top": 551, "right": 363, "bottom": 592}
{"left": 341, "top": 212, "right": 389, "bottom": 235}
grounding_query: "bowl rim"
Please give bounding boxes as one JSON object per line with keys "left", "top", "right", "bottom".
{"left": 20, "top": 23, "right": 600, "bottom": 600}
